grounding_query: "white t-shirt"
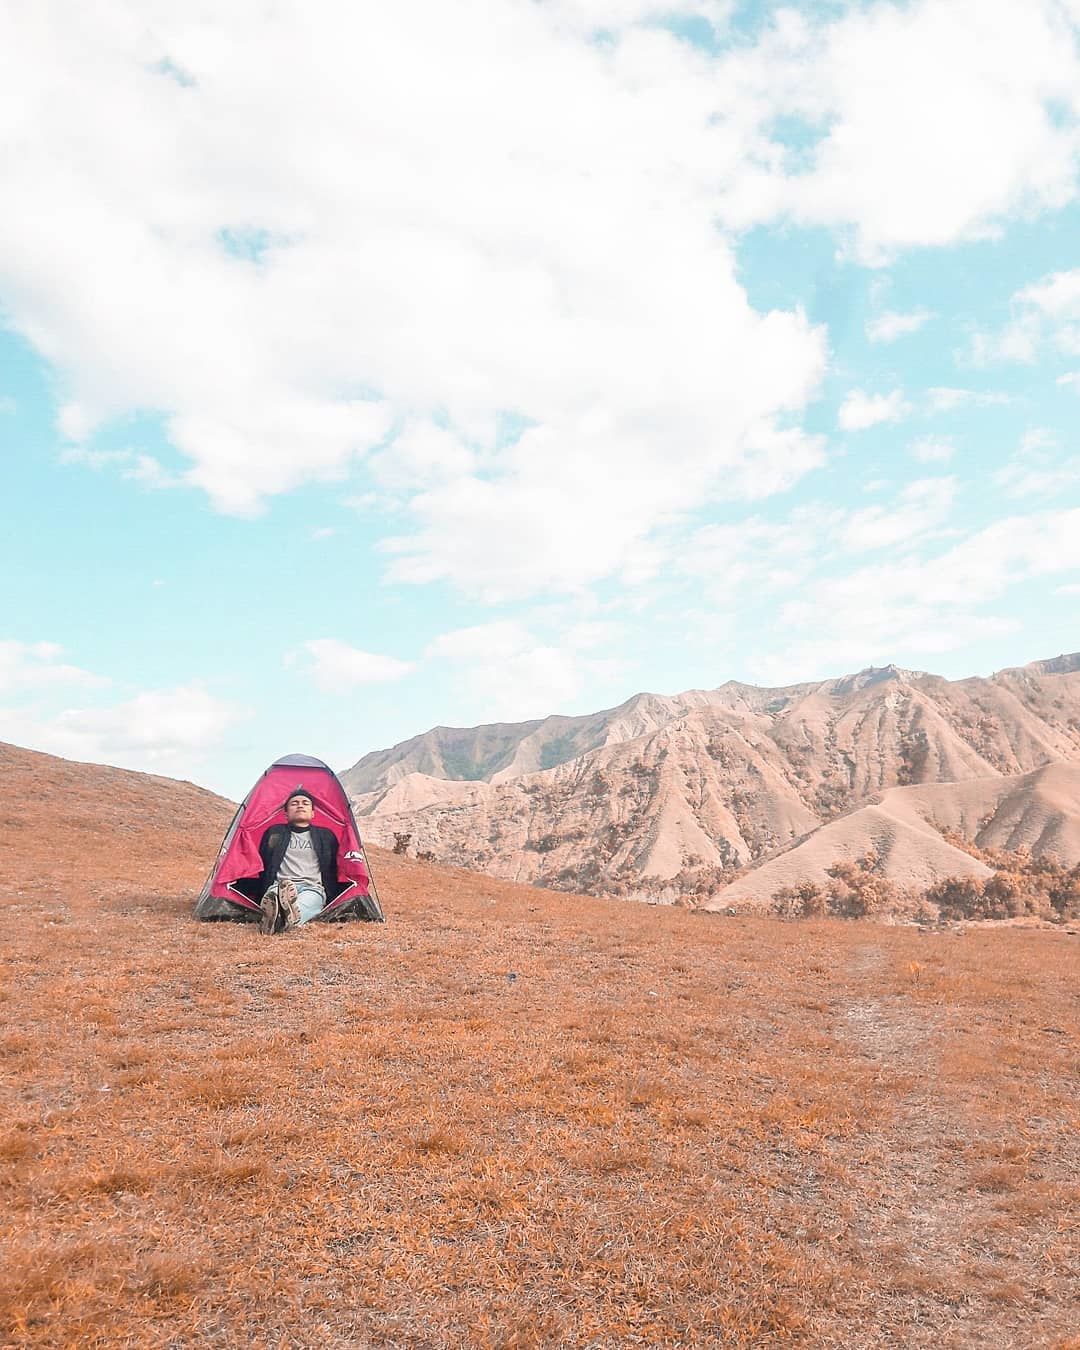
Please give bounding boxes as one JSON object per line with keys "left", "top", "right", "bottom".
{"left": 277, "top": 828, "right": 325, "bottom": 896}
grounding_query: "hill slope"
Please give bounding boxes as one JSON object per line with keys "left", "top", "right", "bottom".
{"left": 344, "top": 655, "right": 1080, "bottom": 902}
{"left": 709, "top": 760, "right": 1080, "bottom": 910}
{"left": 2, "top": 744, "right": 1078, "bottom": 1347}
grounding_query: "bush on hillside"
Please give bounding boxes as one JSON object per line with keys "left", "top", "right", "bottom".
{"left": 771, "top": 852, "right": 908, "bottom": 919}
{"left": 926, "top": 858, "right": 1080, "bottom": 923}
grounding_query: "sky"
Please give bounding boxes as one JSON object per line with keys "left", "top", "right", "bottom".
{"left": 2, "top": 0, "right": 1080, "bottom": 799}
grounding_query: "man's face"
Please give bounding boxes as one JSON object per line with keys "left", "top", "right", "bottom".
{"left": 285, "top": 794, "right": 314, "bottom": 827}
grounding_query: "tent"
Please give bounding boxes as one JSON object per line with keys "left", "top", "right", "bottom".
{"left": 195, "top": 753, "right": 384, "bottom": 923}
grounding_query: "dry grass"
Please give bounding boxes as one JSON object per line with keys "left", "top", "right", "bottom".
{"left": 1, "top": 742, "right": 1078, "bottom": 1347}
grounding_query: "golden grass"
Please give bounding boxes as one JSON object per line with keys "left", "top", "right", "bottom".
{"left": 1, "top": 833, "right": 1078, "bottom": 1347}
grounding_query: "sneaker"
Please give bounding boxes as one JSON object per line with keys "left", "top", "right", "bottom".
{"left": 278, "top": 879, "right": 301, "bottom": 928}
{"left": 259, "top": 886, "right": 281, "bottom": 935}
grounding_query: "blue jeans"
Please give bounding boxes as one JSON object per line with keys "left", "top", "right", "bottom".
{"left": 293, "top": 885, "right": 325, "bottom": 926}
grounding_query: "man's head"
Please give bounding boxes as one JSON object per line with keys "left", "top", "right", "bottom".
{"left": 284, "top": 791, "right": 315, "bottom": 828}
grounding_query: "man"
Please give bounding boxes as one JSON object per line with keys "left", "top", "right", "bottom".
{"left": 257, "top": 790, "right": 339, "bottom": 934}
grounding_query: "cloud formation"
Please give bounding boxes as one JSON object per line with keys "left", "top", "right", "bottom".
{"left": 3, "top": 0, "right": 1078, "bottom": 617}
{"left": 298, "top": 640, "right": 416, "bottom": 693}
{"left": 426, "top": 619, "right": 627, "bottom": 723}
{"left": 0, "top": 0, "right": 828, "bottom": 597}
{"left": 0, "top": 641, "right": 108, "bottom": 695}
{"left": 838, "top": 389, "right": 912, "bottom": 431}
{"left": 866, "top": 310, "right": 934, "bottom": 344}
{"left": 0, "top": 680, "right": 249, "bottom": 775}
{"left": 715, "top": 0, "right": 1080, "bottom": 260}
{"left": 973, "top": 268, "right": 1080, "bottom": 364}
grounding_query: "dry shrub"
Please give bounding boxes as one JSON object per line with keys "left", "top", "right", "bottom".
{"left": 773, "top": 847, "right": 1080, "bottom": 923}
{"left": 772, "top": 852, "right": 907, "bottom": 919}
{"left": 130, "top": 1251, "right": 204, "bottom": 1299}
{"left": 970, "top": 1164, "right": 1026, "bottom": 1194}
{"left": 181, "top": 1154, "right": 269, "bottom": 1186}
{"left": 926, "top": 855, "right": 1080, "bottom": 922}
{"left": 489, "top": 1311, "right": 568, "bottom": 1349}
{"left": 0, "top": 1126, "right": 35, "bottom": 1162}
{"left": 624, "top": 1076, "right": 670, "bottom": 1109}
{"left": 180, "top": 1066, "right": 260, "bottom": 1108}
{"left": 81, "top": 1167, "right": 154, "bottom": 1195}
{"left": 409, "top": 1127, "right": 465, "bottom": 1156}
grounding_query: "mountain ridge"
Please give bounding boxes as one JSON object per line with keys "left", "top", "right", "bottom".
{"left": 343, "top": 652, "right": 1080, "bottom": 904}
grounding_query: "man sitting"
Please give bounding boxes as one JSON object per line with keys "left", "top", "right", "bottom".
{"left": 258, "top": 790, "right": 339, "bottom": 934}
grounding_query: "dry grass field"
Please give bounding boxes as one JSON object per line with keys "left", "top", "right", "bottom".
{"left": 1, "top": 743, "right": 1078, "bottom": 1347}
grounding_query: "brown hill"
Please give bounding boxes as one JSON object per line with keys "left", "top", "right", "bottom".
{"left": 708, "top": 762, "right": 1080, "bottom": 911}
{"left": 0, "top": 740, "right": 237, "bottom": 898}
{"left": 345, "top": 655, "right": 1080, "bottom": 901}
{"left": 707, "top": 804, "right": 994, "bottom": 910}
{"left": 2, "top": 742, "right": 1079, "bottom": 1346}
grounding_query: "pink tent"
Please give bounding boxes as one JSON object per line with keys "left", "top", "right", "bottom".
{"left": 195, "top": 753, "right": 384, "bottom": 923}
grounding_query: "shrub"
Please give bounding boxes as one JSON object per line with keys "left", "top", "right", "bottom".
{"left": 924, "top": 850, "right": 1080, "bottom": 923}
{"left": 771, "top": 853, "right": 906, "bottom": 919}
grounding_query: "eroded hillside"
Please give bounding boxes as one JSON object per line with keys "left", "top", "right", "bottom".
{"left": 345, "top": 656, "right": 1080, "bottom": 902}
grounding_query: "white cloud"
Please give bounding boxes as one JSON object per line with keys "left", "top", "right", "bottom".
{"left": 426, "top": 618, "right": 627, "bottom": 723}
{"left": 0, "top": 641, "right": 108, "bottom": 695}
{"left": 681, "top": 513, "right": 826, "bottom": 594}
{"left": 381, "top": 416, "right": 823, "bottom": 602}
{"left": 6, "top": 0, "right": 1078, "bottom": 611}
{"left": 683, "top": 477, "right": 956, "bottom": 600}
{"left": 1019, "top": 428, "right": 1057, "bottom": 455}
{"left": 838, "top": 389, "right": 912, "bottom": 431}
{"left": 714, "top": 0, "right": 1080, "bottom": 261}
{"left": 546, "top": 0, "right": 731, "bottom": 34}
{"left": 840, "top": 477, "right": 956, "bottom": 552}
{"left": 994, "top": 429, "right": 1080, "bottom": 497}
{"left": 369, "top": 420, "right": 476, "bottom": 494}
{"left": 972, "top": 267, "right": 1080, "bottom": 365}
{"left": 60, "top": 444, "right": 184, "bottom": 489}
{"left": 910, "top": 435, "right": 956, "bottom": 464}
{"left": 1057, "top": 372, "right": 1080, "bottom": 391}
{"left": 1019, "top": 268, "right": 1080, "bottom": 323}
{"left": 926, "top": 387, "right": 1011, "bottom": 412}
{"left": 60, "top": 446, "right": 132, "bottom": 469}
{"left": 0, "top": 0, "right": 827, "bottom": 587}
{"left": 126, "top": 454, "right": 184, "bottom": 490}
{"left": 866, "top": 309, "right": 933, "bottom": 343}
{"left": 295, "top": 639, "right": 415, "bottom": 693}
{"left": 0, "top": 682, "right": 249, "bottom": 774}
{"left": 758, "top": 505, "right": 1080, "bottom": 679}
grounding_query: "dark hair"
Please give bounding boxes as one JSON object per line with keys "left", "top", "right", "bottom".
{"left": 283, "top": 789, "right": 314, "bottom": 809}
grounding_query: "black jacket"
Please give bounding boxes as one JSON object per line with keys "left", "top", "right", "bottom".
{"left": 257, "top": 824, "right": 340, "bottom": 903}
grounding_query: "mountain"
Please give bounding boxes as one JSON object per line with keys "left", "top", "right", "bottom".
{"left": 342, "top": 654, "right": 1080, "bottom": 904}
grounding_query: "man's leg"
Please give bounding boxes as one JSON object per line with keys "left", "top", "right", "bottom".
{"left": 259, "top": 884, "right": 281, "bottom": 935}
{"left": 277, "top": 879, "right": 301, "bottom": 928}
{"left": 290, "top": 886, "right": 325, "bottom": 926}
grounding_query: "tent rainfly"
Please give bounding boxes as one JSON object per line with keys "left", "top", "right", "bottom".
{"left": 194, "top": 753, "right": 384, "bottom": 923}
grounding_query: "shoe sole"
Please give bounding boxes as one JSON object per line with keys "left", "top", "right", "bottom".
{"left": 259, "top": 891, "right": 280, "bottom": 935}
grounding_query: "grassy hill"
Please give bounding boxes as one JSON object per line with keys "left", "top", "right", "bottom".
{"left": 1, "top": 742, "right": 1078, "bottom": 1347}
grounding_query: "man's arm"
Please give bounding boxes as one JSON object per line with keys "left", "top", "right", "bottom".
{"left": 315, "top": 827, "right": 339, "bottom": 897}
{"left": 257, "top": 827, "right": 282, "bottom": 873}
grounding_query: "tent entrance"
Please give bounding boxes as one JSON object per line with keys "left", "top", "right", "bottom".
{"left": 195, "top": 753, "right": 384, "bottom": 923}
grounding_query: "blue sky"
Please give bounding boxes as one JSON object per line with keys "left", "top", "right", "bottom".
{"left": 2, "top": 0, "right": 1079, "bottom": 798}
